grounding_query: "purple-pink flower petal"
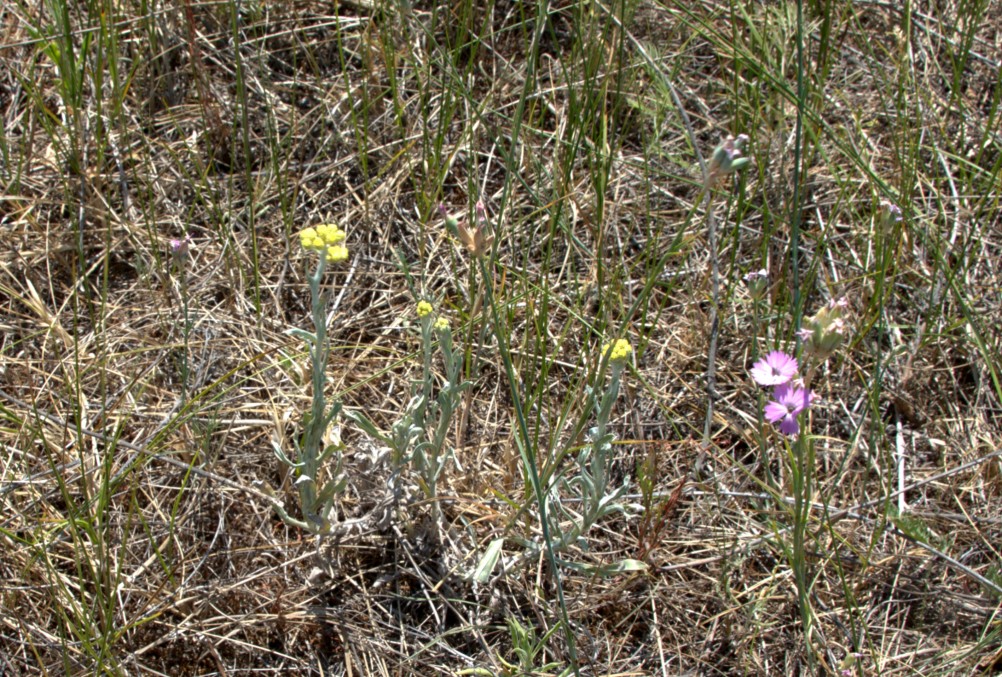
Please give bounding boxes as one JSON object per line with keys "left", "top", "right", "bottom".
{"left": 764, "top": 401, "right": 790, "bottom": 423}
{"left": 764, "top": 383, "right": 813, "bottom": 437}
{"left": 750, "top": 351, "right": 798, "bottom": 387}
{"left": 777, "top": 413, "right": 801, "bottom": 435}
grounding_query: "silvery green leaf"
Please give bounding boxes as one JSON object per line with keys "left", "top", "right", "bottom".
{"left": 323, "top": 402, "right": 342, "bottom": 428}
{"left": 315, "top": 475, "right": 347, "bottom": 506}
{"left": 470, "top": 538, "right": 505, "bottom": 583}
{"left": 412, "top": 448, "right": 427, "bottom": 468}
{"left": 571, "top": 474, "right": 595, "bottom": 495}
{"left": 406, "top": 394, "right": 425, "bottom": 412}
{"left": 317, "top": 443, "right": 341, "bottom": 464}
{"left": 343, "top": 410, "right": 392, "bottom": 443}
{"left": 598, "top": 487, "right": 627, "bottom": 511}
{"left": 558, "top": 557, "right": 647, "bottom": 576}
{"left": 271, "top": 441, "right": 303, "bottom": 469}
{"left": 287, "top": 327, "right": 317, "bottom": 344}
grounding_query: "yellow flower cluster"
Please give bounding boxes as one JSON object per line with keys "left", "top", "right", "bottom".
{"left": 433, "top": 317, "right": 450, "bottom": 331}
{"left": 299, "top": 224, "right": 348, "bottom": 263}
{"left": 602, "top": 338, "right": 633, "bottom": 362}
{"left": 416, "top": 300, "right": 434, "bottom": 318}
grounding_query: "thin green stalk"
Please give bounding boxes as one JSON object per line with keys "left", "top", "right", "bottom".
{"left": 231, "top": 0, "right": 262, "bottom": 318}
{"left": 702, "top": 191, "right": 720, "bottom": 447}
{"left": 750, "top": 297, "right": 774, "bottom": 489}
{"left": 301, "top": 255, "right": 330, "bottom": 514}
{"left": 790, "top": 431, "right": 816, "bottom": 664}
{"left": 790, "top": 0, "right": 805, "bottom": 336}
{"left": 271, "top": 229, "right": 351, "bottom": 534}
{"left": 175, "top": 249, "right": 191, "bottom": 404}
{"left": 791, "top": 1, "right": 814, "bottom": 663}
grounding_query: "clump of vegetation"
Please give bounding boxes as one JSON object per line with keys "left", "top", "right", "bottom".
{"left": 1, "top": 1, "right": 1001, "bottom": 674}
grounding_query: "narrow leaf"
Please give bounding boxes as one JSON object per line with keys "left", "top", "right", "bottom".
{"left": 471, "top": 538, "right": 505, "bottom": 583}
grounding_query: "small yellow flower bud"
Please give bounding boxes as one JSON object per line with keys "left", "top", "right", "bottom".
{"left": 416, "top": 301, "right": 434, "bottom": 318}
{"left": 433, "top": 316, "right": 450, "bottom": 331}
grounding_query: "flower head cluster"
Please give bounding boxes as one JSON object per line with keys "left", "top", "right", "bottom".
{"left": 878, "top": 200, "right": 903, "bottom": 236}
{"left": 742, "top": 268, "right": 769, "bottom": 300}
{"left": 751, "top": 351, "right": 813, "bottom": 437}
{"left": 433, "top": 316, "right": 450, "bottom": 332}
{"left": 602, "top": 338, "right": 633, "bottom": 363}
{"left": 439, "top": 204, "right": 461, "bottom": 234}
{"left": 800, "top": 297, "right": 848, "bottom": 362}
{"left": 453, "top": 201, "right": 494, "bottom": 258}
{"left": 416, "top": 300, "right": 434, "bottom": 318}
{"left": 299, "top": 224, "right": 348, "bottom": 263}
{"left": 169, "top": 234, "right": 192, "bottom": 260}
{"left": 707, "top": 134, "right": 751, "bottom": 188}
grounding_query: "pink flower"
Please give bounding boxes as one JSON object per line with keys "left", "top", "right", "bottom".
{"left": 169, "top": 234, "right": 192, "bottom": 260}
{"left": 878, "top": 200, "right": 903, "bottom": 234}
{"left": 750, "top": 351, "right": 798, "bottom": 387}
{"left": 764, "top": 383, "right": 812, "bottom": 436}
{"left": 742, "top": 269, "right": 769, "bottom": 299}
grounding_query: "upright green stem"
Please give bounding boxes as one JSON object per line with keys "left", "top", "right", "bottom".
{"left": 178, "top": 264, "right": 190, "bottom": 405}
{"left": 790, "top": 431, "right": 815, "bottom": 662}
{"left": 792, "top": 1, "right": 814, "bottom": 664}
{"left": 703, "top": 190, "right": 719, "bottom": 447}
{"left": 300, "top": 255, "right": 329, "bottom": 519}
{"left": 791, "top": 368, "right": 819, "bottom": 669}
{"left": 751, "top": 299, "right": 774, "bottom": 489}
{"left": 791, "top": 0, "right": 806, "bottom": 336}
